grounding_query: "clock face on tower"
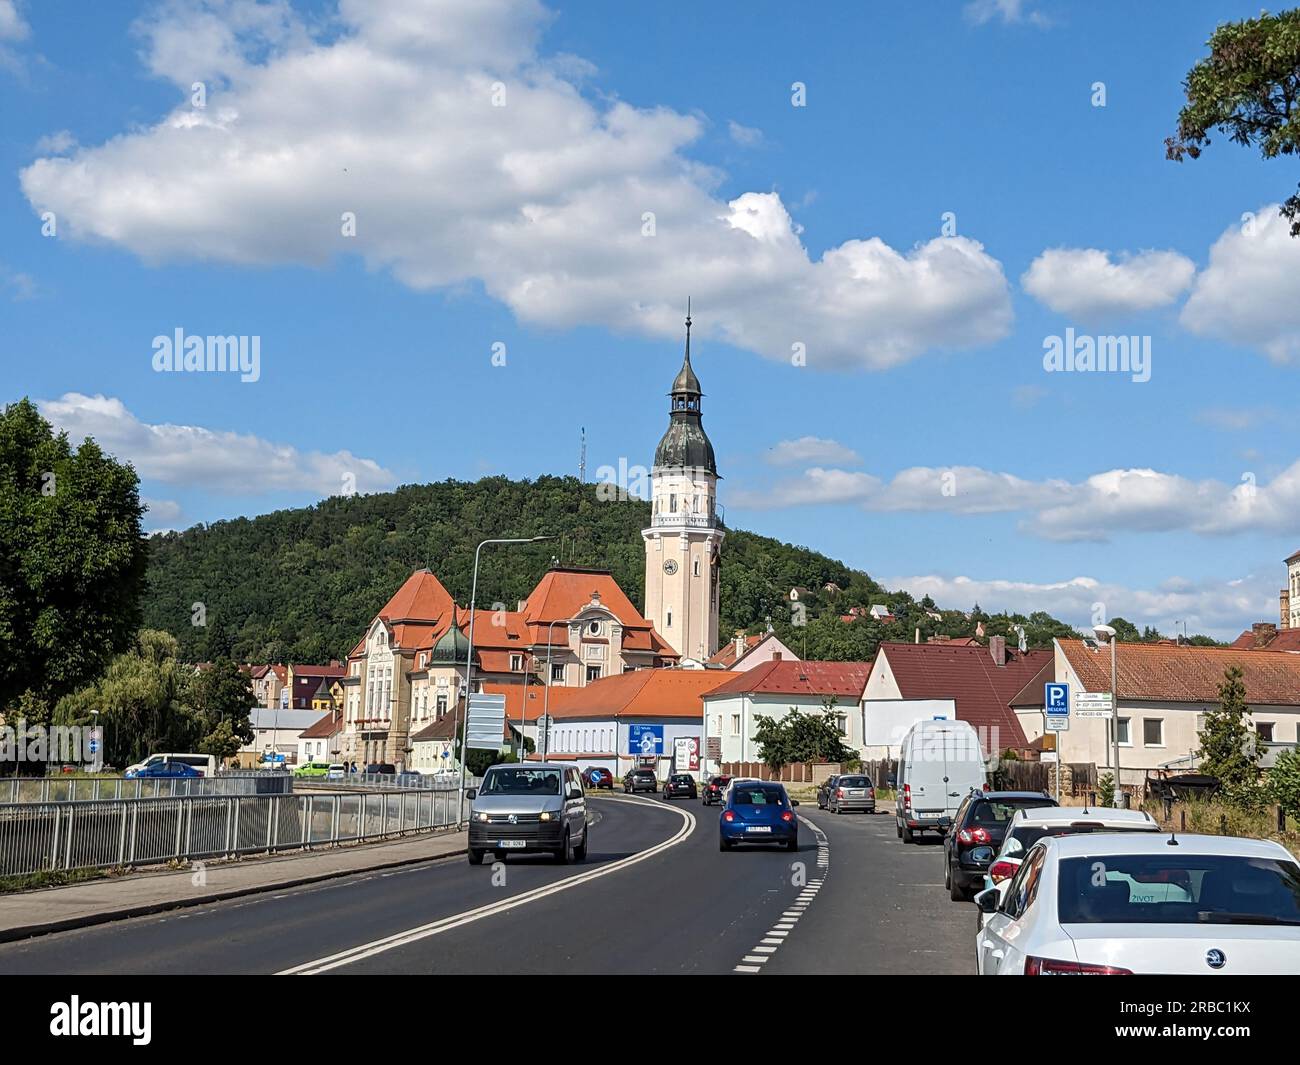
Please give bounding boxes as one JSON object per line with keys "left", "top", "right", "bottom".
{"left": 663, "top": 559, "right": 679, "bottom": 575}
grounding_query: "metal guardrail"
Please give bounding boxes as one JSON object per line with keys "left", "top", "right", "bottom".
{"left": 0, "top": 787, "right": 468, "bottom": 878}
{"left": 0, "top": 771, "right": 293, "bottom": 804}
{"left": 308, "top": 772, "right": 468, "bottom": 791}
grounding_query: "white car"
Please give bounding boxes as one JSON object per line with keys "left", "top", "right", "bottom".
{"left": 975, "top": 833, "right": 1300, "bottom": 974}
{"left": 976, "top": 806, "right": 1160, "bottom": 930}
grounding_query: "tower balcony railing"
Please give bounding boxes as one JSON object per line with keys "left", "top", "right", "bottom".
{"left": 650, "top": 509, "right": 724, "bottom": 530}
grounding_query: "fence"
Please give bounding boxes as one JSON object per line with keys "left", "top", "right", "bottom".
{"left": 0, "top": 770, "right": 293, "bottom": 804}
{"left": 0, "top": 786, "right": 469, "bottom": 878}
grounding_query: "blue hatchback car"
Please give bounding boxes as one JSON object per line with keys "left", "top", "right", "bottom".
{"left": 719, "top": 781, "right": 799, "bottom": 851}
{"left": 128, "top": 760, "right": 200, "bottom": 779}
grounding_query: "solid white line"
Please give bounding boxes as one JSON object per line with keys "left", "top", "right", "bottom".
{"left": 277, "top": 796, "right": 694, "bottom": 975}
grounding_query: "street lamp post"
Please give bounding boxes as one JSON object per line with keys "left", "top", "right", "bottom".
{"left": 542, "top": 615, "right": 585, "bottom": 762}
{"left": 456, "top": 536, "right": 553, "bottom": 825}
{"left": 1094, "top": 624, "right": 1122, "bottom": 807}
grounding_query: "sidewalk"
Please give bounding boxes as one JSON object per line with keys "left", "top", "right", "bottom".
{"left": 0, "top": 829, "right": 467, "bottom": 943}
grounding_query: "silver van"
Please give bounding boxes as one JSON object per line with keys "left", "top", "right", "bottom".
{"left": 466, "top": 763, "right": 589, "bottom": 865}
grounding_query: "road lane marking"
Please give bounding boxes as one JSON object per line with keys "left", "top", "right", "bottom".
{"left": 278, "top": 796, "right": 694, "bottom": 975}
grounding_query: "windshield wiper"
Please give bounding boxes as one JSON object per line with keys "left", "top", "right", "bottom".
{"left": 1196, "top": 911, "right": 1300, "bottom": 926}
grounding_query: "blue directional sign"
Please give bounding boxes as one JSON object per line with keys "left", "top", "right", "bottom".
{"left": 1045, "top": 682, "right": 1069, "bottom": 716}
{"left": 628, "top": 724, "right": 664, "bottom": 756}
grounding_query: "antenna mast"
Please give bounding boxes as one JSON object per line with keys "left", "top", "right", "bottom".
{"left": 579, "top": 426, "right": 587, "bottom": 484}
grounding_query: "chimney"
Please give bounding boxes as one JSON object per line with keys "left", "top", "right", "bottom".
{"left": 1281, "top": 589, "right": 1291, "bottom": 631}
{"left": 734, "top": 631, "right": 745, "bottom": 658}
{"left": 989, "top": 634, "right": 1006, "bottom": 667}
{"left": 1253, "top": 622, "right": 1278, "bottom": 649}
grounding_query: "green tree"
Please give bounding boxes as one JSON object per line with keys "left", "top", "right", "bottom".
{"left": 1167, "top": 10, "right": 1300, "bottom": 235}
{"left": 1109, "top": 617, "right": 1142, "bottom": 644}
{"left": 0, "top": 398, "right": 147, "bottom": 771}
{"left": 1268, "top": 746, "right": 1300, "bottom": 818}
{"left": 753, "top": 701, "right": 855, "bottom": 775}
{"left": 190, "top": 658, "right": 255, "bottom": 761}
{"left": 1197, "top": 666, "right": 1259, "bottom": 791}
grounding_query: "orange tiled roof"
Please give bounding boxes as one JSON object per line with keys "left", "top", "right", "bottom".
{"left": 378, "top": 569, "right": 455, "bottom": 623}
{"left": 1058, "top": 638, "right": 1300, "bottom": 705}
{"left": 708, "top": 634, "right": 762, "bottom": 666}
{"left": 549, "top": 669, "right": 739, "bottom": 721}
{"left": 300, "top": 710, "right": 341, "bottom": 739}
{"left": 703, "top": 659, "right": 873, "bottom": 699}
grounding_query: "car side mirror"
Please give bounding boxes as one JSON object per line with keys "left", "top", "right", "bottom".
{"left": 790, "top": 800, "right": 800, "bottom": 807}
{"left": 465, "top": 788, "right": 477, "bottom": 800}
{"left": 974, "top": 887, "right": 1000, "bottom": 914}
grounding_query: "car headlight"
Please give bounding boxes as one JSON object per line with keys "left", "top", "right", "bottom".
{"left": 476, "top": 812, "right": 489, "bottom": 822}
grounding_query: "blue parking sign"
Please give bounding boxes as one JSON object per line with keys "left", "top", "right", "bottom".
{"left": 1044, "top": 682, "right": 1069, "bottom": 716}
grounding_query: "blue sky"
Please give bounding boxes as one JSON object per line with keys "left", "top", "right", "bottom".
{"left": 5, "top": 0, "right": 1300, "bottom": 638}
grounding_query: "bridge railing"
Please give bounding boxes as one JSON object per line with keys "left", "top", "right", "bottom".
{"left": 0, "top": 771, "right": 294, "bottom": 804}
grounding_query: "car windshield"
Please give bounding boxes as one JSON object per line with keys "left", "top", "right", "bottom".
{"left": 481, "top": 768, "right": 561, "bottom": 795}
{"left": 1057, "top": 854, "right": 1300, "bottom": 925}
{"left": 839, "top": 776, "right": 869, "bottom": 787}
{"left": 734, "top": 787, "right": 786, "bottom": 806}
{"left": 970, "top": 798, "right": 1045, "bottom": 826}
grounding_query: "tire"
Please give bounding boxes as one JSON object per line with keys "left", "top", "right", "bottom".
{"left": 902, "top": 822, "right": 915, "bottom": 844}
{"left": 573, "top": 825, "right": 588, "bottom": 862}
{"left": 719, "top": 836, "right": 731, "bottom": 851}
{"left": 785, "top": 837, "right": 798, "bottom": 852}
{"left": 468, "top": 848, "right": 485, "bottom": 865}
{"left": 944, "top": 861, "right": 951, "bottom": 890}
{"left": 556, "top": 830, "right": 572, "bottom": 864}
{"left": 949, "top": 871, "right": 965, "bottom": 902}
{"left": 833, "top": 803, "right": 842, "bottom": 815}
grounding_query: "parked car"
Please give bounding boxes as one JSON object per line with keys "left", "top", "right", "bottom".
{"left": 828, "top": 774, "right": 876, "bottom": 815}
{"left": 581, "top": 766, "right": 614, "bottom": 789}
{"left": 701, "top": 774, "right": 732, "bottom": 806}
{"left": 975, "top": 833, "right": 1300, "bottom": 974}
{"left": 125, "top": 752, "right": 217, "bottom": 777}
{"left": 663, "top": 773, "right": 697, "bottom": 800}
{"left": 394, "top": 771, "right": 424, "bottom": 787}
{"left": 326, "top": 763, "right": 346, "bottom": 780}
{"left": 719, "top": 781, "right": 799, "bottom": 852}
{"left": 466, "top": 763, "right": 588, "bottom": 865}
{"left": 623, "top": 768, "right": 657, "bottom": 794}
{"left": 975, "top": 806, "right": 1161, "bottom": 929}
{"left": 816, "top": 775, "right": 841, "bottom": 810}
{"left": 943, "top": 790, "right": 1056, "bottom": 901}
{"left": 896, "top": 719, "right": 985, "bottom": 843}
{"left": 126, "top": 760, "right": 200, "bottom": 779}
{"left": 293, "top": 761, "right": 333, "bottom": 779}
{"left": 364, "top": 763, "right": 397, "bottom": 775}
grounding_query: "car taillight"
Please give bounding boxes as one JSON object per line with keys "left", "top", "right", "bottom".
{"left": 1024, "top": 956, "right": 1132, "bottom": 976}
{"left": 903, "top": 783, "right": 911, "bottom": 811}
{"left": 781, "top": 810, "right": 794, "bottom": 822}
{"left": 835, "top": 788, "right": 844, "bottom": 799}
{"left": 988, "top": 860, "right": 1018, "bottom": 883}
{"left": 958, "top": 826, "right": 992, "bottom": 845}
{"left": 723, "top": 810, "right": 735, "bottom": 822}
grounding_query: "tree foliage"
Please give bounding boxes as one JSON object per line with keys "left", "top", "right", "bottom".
{"left": 1167, "top": 10, "right": 1300, "bottom": 235}
{"left": 752, "top": 701, "right": 856, "bottom": 773}
{"left": 0, "top": 398, "right": 148, "bottom": 746}
{"left": 1197, "top": 666, "right": 1260, "bottom": 791}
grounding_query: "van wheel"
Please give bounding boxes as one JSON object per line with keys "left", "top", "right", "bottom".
{"left": 902, "top": 822, "right": 915, "bottom": 844}
{"left": 573, "top": 826, "right": 588, "bottom": 862}
{"left": 556, "top": 830, "right": 572, "bottom": 864}
{"left": 895, "top": 819, "right": 902, "bottom": 839}
{"left": 468, "top": 848, "right": 485, "bottom": 865}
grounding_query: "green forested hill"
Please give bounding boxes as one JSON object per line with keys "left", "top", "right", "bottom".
{"left": 143, "top": 475, "right": 1081, "bottom": 663}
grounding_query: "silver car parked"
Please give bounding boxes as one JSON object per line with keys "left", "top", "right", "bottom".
{"left": 466, "top": 763, "right": 589, "bottom": 865}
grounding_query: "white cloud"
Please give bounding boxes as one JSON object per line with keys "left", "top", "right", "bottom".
{"left": 1194, "top": 406, "right": 1276, "bottom": 432}
{"left": 33, "top": 130, "right": 76, "bottom": 155}
{"left": 39, "top": 393, "right": 395, "bottom": 496}
{"left": 727, "top": 120, "right": 763, "bottom": 148}
{"left": 0, "top": 1, "right": 29, "bottom": 42}
{"left": 765, "top": 436, "right": 861, "bottom": 467}
{"left": 889, "top": 569, "right": 1274, "bottom": 642}
{"left": 963, "top": 0, "right": 1049, "bottom": 28}
{"left": 19, "top": 0, "right": 1014, "bottom": 372}
{"left": 734, "top": 459, "right": 1300, "bottom": 542}
{"left": 1181, "top": 205, "right": 1300, "bottom": 363}
{"left": 142, "top": 497, "right": 184, "bottom": 533}
{"left": 1021, "top": 247, "right": 1195, "bottom": 319}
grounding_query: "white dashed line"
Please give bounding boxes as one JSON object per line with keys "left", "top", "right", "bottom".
{"left": 732, "top": 815, "right": 829, "bottom": 974}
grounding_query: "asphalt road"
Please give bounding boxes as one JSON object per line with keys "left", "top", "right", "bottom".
{"left": 0, "top": 793, "right": 975, "bottom": 975}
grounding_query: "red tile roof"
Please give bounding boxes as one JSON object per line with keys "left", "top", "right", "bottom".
{"left": 549, "top": 669, "right": 740, "bottom": 721}
{"left": 300, "top": 711, "right": 341, "bottom": 739}
{"left": 708, "top": 634, "right": 763, "bottom": 666}
{"left": 1229, "top": 627, "right": 1300, "bottom": 652}
{"left": 292, "top": 663, "right": 346, "bottom": 678}
{"left": 378, "top": 569, "right": 455, "bottom": 623}
{"left": 1057, "top": 638, "right": 1300, "bottom": 705}
{"left": 703, "top": 659, "right": 873, "bottom": 699}
{"left": 875, "top": 642, "right": 1044, "bottom": 748}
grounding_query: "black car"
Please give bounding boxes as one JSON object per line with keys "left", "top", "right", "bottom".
{"left": 364, "top": 762, "right": 397, "bottom": 775}
{"left": 623, "top": 768, "right": 657, "bottom": 793}
{"left": 943, "top": 789, "right": 1057, "bottom": 901}
{"left": 663, "top": 773, "right": 697, "bottom": 800}
{"left": 701, "top": 774, "right": 732, "bottom": 806}
{"left": 816, "top": 775, "right": 841, "bottom": 810}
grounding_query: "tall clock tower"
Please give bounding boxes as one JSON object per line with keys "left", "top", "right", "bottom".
{"left": 643, "top": 309, "right": 723, "bottom": 662}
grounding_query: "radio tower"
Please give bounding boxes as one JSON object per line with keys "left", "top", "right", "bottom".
{"left": 578, "top": 426, "right": 587, "bottom": 483}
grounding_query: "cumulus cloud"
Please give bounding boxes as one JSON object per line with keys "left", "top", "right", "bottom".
{"left": 1181, "top": 206, "right": 1300, "bottom": 363}
{"left": 0, "top": 1, "right": 28, "bottom": 42}
{"left": 963, "top": 0, "right": 1049, "bottom": 28}
{"left": 1021, "top": 247, "right": 1195, "bottom": 319}
{"left": 727, "top": 120, "right": 763, "bottom": 148}
{"left": 39, "top": 392, "right": 395, "bottom": 496}
{"left": 888, "top": 569, "right": 1275, "bottom": 643}
{"left": 765, "top": 436, "right": 861, "bottom": 467}
{"left": 733, "top": 460, "right": 1300, "bottom": 542}
{"left": 19, "top": 0, "right": 1013, "bottom": 371}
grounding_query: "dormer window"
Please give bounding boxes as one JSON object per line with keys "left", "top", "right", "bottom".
{"left": 587, "top": 620, "right": 602, "bottom": 637}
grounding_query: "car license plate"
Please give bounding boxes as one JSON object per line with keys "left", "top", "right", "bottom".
{"left": 497, "top": 840, "right": 527, "bottom": 848}
{"left": 745, "top": 825, "right": 772, "bottom": 833}
{"left": 849, "top": 790, "right": 864, "bottom": 796}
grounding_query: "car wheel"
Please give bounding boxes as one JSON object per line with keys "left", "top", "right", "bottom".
{"left": 468, "top": 848, "right": 485, "bottom": 865}
{"left": 556, "top": 830, "right": 572, "bottom": 864}
{"left": 902, "top": 822, "right": 914, "bottom": 844}
{"left": 573, "top": 826, "right": 588, "bottom": 862}
{"left": 944, "top": 861, "right": 951, "bottom": 890}
{"left": 949, "top": 872, "right": 965, "bottom": 902}
{"left": 719, "top": 836, "right": 730, "bottom": 851}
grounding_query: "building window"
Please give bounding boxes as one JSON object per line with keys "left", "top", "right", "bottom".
{"left": 1115, "top": 717, "right": 1130, "bottom": 746}
{"left": 510, "top": 654, "right": 523, "bottom": 672}
{"left": 666, "top": 609, "right": 673, "bottom": 628}
{"left": 731, "top": 714, "right": 741, "bottom": 736}
{"left": 1142, "top": 718, "right": 1163, "bottom": 747}
{"left": 436, "top": 693, "right": 447, "bottom": 718}
{"left": 1257, "top": 721, "right": 1275, "bottom": 743}
{"left": 551, "top": 663, "right": 565, "bottom": 683}
{"left": 586, "top": 665, "right": 602, "bottom": 682}
{"left": 693, "top": 558, "right": 701, "bottom": 576}
{"left": 669, "top": 493, "right": 677, "bottom": 513}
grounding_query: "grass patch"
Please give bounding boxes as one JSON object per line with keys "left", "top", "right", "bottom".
{"left": 1141, "top": 798, "right": 1300, "bottom": 860}
{"left": 0, "top": 865, "right": 127, "bottom": 895}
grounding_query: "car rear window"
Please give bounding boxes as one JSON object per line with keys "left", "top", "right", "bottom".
{"left": 733, "top": 787, "right": 786, "bottom": 806}
{"left": 839, "top": 776, "right": 870, "bottom": 787}
{"left": 1057, "top": 854, "right": 1300, "bottom": 925}
{"left": 970, "top": 798, "right": 1047, "bottom": 826}
{"left": 671, "top": 775, "right": 691, "bottom": 783}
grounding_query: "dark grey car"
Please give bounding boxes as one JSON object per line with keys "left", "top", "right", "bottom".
{"left": 466, "top": 764, "right": 588, "bottom": 865}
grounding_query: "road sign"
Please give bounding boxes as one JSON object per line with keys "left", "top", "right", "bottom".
{"left": 1044, "top": 682, "right": 1069, "bottom": 716}
{"left": 706, "top": 736, "right": 721, "bottom": 761}
{"left": 1075, "top": 692, "right": 1114, "bottom": 719}
{"left": 466, "top": 693, "right": 507, "bottom": 751}
{"left": 674, "top": 736, "right": 700, "bottom": 772}
{"left": 1045, "top": 715, "right": 1070, "bottom": 732}
{"left": 628, "top": 724, "right": 663, "bottom": 756}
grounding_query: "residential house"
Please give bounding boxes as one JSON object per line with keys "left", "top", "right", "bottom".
{"left": 285, "top": 662, "right": 346, "bottom": 710}
{"left": 298, "top": 707, "right": 343, "bottom": 765}
{"left": 706, "top": 630, "right": 799, "bottom": 672}
{"left": 236, "top": 708, "right": 328, "bottom": 768}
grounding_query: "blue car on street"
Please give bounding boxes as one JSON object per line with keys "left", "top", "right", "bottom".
{"left": 719, "top": 781, "right": 799, "bottom": 851}
{"left": 127, "top": 760, "right": 201, "bottom": 779}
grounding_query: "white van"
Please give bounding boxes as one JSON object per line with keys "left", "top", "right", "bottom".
{"left": 895, "top": 719, "right": 984, "bottom": 843}
{"left": 124, "top": 752, "right": 218, "bottom": 778}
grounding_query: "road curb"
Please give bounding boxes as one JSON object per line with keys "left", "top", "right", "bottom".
{"left": 0, "top": 838, "right": 467, "bottom": 945}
